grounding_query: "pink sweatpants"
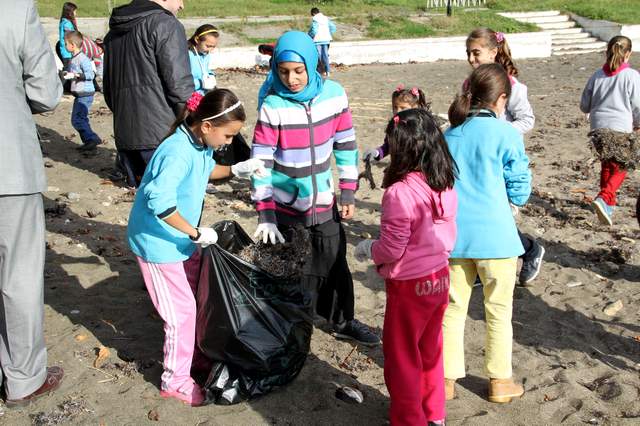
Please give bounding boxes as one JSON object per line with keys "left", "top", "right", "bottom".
{"left": 137, "top": 250, "right": 202, "bottom": 394}
{"left": 383, "top": 266, "right": 449, "bottom": 425}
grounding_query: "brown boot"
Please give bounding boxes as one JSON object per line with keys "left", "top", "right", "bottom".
{"left": 488, "top": 378, "right": 524, "bottom": 403}
{"left": 445, "top": 379, "right": 456, "bottom": 401}
{"left": 5, "top": 366, "right": 64, "bottom": 408}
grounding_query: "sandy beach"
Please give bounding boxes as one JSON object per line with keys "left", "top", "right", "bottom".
{"left": 4, "top": 51, "right": 639, "bottom": 425}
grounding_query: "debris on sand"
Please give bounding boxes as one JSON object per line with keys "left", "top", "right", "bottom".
{"left": 580, "top": 374, "right": 623, "bottom": 401}
{"left": 603, "top": 300, "right": 623, "bottom": 317}
{"left": 45, "top": 201, "right": 68, "bottom": 217}
{"left": 358, "top": 158, "right": 376, "bottom": 190}
{"left": 31, "top": 397, "right": 92, "bottom": 426}
{"left": 335, "top": 386, "right": 364, "bottom": 404}
{"left": 237, "top": 225, "right": 311, "bottom": 278}
{"left": 589, "top": 129, "right": 639, "bottom": 170}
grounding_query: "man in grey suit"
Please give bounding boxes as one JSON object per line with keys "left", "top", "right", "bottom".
{"left": 0, "top": 0, "right": 65, "bottom": 407}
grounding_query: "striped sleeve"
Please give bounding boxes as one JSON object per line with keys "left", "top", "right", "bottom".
{"left": 251, "top": 102, "right": 279, "bottom": 224}
{"left": 332, "top": 92, "right": 358, "bottom": 205}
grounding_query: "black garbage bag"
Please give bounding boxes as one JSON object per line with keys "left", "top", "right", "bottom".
{"left": 196, "top": 221, "right": 314, "bottom": 405}
{"left": 213, "top": 133, "right": 251, "bottom": 166}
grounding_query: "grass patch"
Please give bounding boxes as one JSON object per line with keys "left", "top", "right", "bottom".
{"left": 486, "top": 0, "right": 640, "bottom": 25}
{"left": 366, "top": 16, "right": 435, "bottom": 39}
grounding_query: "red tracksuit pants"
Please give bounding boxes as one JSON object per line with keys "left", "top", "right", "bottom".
{"left": 599, "top": 160, "right": 627, "bottom": 206}
{"left": 383, "top": 266, "right": 449, "bottom": 425}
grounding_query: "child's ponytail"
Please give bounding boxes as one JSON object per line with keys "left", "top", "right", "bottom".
{"left": 448, "top": 63, "right": 512, "bottom": 128}
{"left": 606, "top": 36, "right": 632, "bottom": 72}
{"left": 448, "top": 92, "right": 472, "bottom": 128}
{"left": 392, "top": 85, "right": 432, "bottom": 112}
{"left": 467, "top": 27, "right": 518, "bottom": 77}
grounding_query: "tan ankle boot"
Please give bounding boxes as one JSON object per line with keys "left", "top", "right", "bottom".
{"left": 445, "top": 379, "right": 456, "bottom": 401}
{"left": 488, "top": 378, "right": 524, "bottom": 403}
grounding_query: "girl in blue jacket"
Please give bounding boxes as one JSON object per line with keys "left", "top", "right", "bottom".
{"left": 442, "top": 63, "right": 531, "bottom": 404}
{"left": 188, "top": 24, "right": 219, "bottom": 94}
{"left": 58, "top": 2, "right": 78, "bottom": 70}
{"left": 127, "top": 89, "right": 265, "bottom": 406}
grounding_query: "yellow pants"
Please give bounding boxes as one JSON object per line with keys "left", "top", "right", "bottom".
{"left": 443, "top": 257, "right": 517, "bottom": 380}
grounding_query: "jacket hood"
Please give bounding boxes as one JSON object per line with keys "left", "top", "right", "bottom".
{"left": 108, "top": 0, "right": 171, "bottom": 35}
{"left": 404, "top": 172, "right": 456, "bottom": 222}
{"left": 313, "top": 13, "right": 328, "bottom": 24}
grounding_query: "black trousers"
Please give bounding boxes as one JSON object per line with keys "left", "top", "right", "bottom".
{"left": 117, "top": 148, "right": 156, "bottom": 188}
{"left": 279, "top": 210, "right": 355, "bottom": 324}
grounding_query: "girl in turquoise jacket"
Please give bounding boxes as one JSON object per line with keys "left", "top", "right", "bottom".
{"left": 187, "top": 25, "right": 219, "bottom": 94}
{"left": 58, "top": 2, "right": 77, "bottom": 70}
{"left": 442, "top": 63, "right": 531, "bottom": 405}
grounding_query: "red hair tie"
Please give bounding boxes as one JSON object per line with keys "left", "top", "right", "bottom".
{"left": 395, "top": 84, "right": 405, "bottom": 92}
{"left": 393, "top": 115, "right": 400, "bottom": 126}
{"left": 495, "top": 32, "right": 505, "bottom": 43}
{"left": 186, "top": 92, "right": 204, "bottom": 112}
{"left": 411, "top": 87, "right": 419, "bottom": 96}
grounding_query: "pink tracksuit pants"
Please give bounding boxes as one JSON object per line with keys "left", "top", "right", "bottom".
{"left": 136, "top": 250, "right": 203, "bottom": 395}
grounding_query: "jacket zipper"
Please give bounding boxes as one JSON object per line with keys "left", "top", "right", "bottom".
{"left": 303, "top": 102, "right": 318, "bottom": 225}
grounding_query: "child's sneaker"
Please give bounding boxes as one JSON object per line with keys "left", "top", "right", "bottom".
{"left": 592, "top": 197, "right": 614, "bottom": 226}
{"left": 333, "top": 319, "right": 381, "bottom": 346}
{"left": 519, "top": 242, "right": 545, "bottom": 286}
{"left": 160, "top": 383, "right": 204, "bottom": 407}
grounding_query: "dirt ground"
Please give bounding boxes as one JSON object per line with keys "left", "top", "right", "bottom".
{"left": 4, "top": 52, "right": 639, "bottom": 425}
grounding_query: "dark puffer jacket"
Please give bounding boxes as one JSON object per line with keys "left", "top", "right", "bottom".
{"left": 103, "top": 0, "right": 194, "bottom": 151}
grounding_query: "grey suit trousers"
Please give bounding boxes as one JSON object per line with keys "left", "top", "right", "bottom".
{"left": 0, "top": 194, "right": 47, "bottom": 399}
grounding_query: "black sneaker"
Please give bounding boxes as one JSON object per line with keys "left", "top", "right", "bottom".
{"left": 333, "top": 319, "right": 381, "bottom": 346}
{"left": 519, "top": 243, "right": 545, "bottom": 286}
{"left": 77, "top": 139, "right": 100, "bottom": 152}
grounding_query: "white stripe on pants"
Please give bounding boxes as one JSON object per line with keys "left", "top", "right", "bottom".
{"left": 136, "top": 250, "right": 200, "bottom": 393}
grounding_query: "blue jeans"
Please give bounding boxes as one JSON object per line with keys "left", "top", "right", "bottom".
{"left": 71, "top": 95, "right": 99, "bottom": 144}
{"left": 317, "top": 43, "right": 330, "bottom": 74}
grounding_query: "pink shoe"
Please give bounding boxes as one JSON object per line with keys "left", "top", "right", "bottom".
{"left": 160, "top": 384, "right": 205, "bottom": 407}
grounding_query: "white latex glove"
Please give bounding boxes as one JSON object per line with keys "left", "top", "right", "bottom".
{"left": 362, "top": 148, "right": 380, "bottom": 162}
{"left": 509, "top": 203, "right": 519, "bottom": 217}
{"left": 63, "top": 72, "right": 76, "bottom": 80}
{"left": 202, "top": 75, "right": 216, "bottom": 90}
{"left": 231, "top": 158, "right": 267, "bottom": 178}
{"left": 194, "top": 227, "right": 218, "bottom": 247}
{"left": 254, "top": 223, "right": 285, "bottom": 245}
{"left": 355, "top": 239, "right": 375, "bottom": 262}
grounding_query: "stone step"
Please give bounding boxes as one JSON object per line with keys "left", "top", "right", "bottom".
{"left": 516, "top": 15, "right": 570, "bottom": 24}
{"left": 548, "top": 27, "right": 584, "bottom": 35}
{"left": 552, "top": 48, "right": 606, "bottom": 56}
{"left": 552, "top": 37, "right": 600, "bottom": 45}
{"left": 499, "top": 11, "right": 561, "bottom": 19}
{"left": 538, "top": 21, "right": 577, "bottom": 30}
{"left": 553, "top": 41, "right": 608, "bottom": 51}
{"left": 552, "top": 31, "right": 591, "bottom": 40}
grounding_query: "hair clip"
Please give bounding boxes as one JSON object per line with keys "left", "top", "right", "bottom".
{"left": 495, "top": 32, "right": 505, "bottom": 43}
{"left": 411, "top": 87, "right": 419, "bottom": 97}
{"left": 393, "top": 115, "right": 400, "bottom": 126}
{"left": 186, "top": 92, "right": 204, "bottom": 112}
{"left": 395, "top": 84, "right": 405, "bottom": 92}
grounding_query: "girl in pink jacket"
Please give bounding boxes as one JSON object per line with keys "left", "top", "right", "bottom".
{"left": 355, "top": 108, "right": 458, "bottom": 426}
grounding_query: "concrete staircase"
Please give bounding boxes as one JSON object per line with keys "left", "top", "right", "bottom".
{"left": 499, "top": 11, "right": 607, "bottom": 56}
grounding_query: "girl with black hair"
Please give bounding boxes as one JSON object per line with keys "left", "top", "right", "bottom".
{"left": 355, "top": 108, "right": 458, "bottom": 426}
{"left": 127, "top": 89, "right": 265, "bottom": 406}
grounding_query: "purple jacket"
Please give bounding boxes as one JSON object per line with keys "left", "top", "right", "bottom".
{"left": 372, "top": 171, "right": 457, "bottom": 280}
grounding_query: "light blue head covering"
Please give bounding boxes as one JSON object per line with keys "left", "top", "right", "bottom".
{"left": 257, "top": 31, "right": 324, "bottom": 109}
